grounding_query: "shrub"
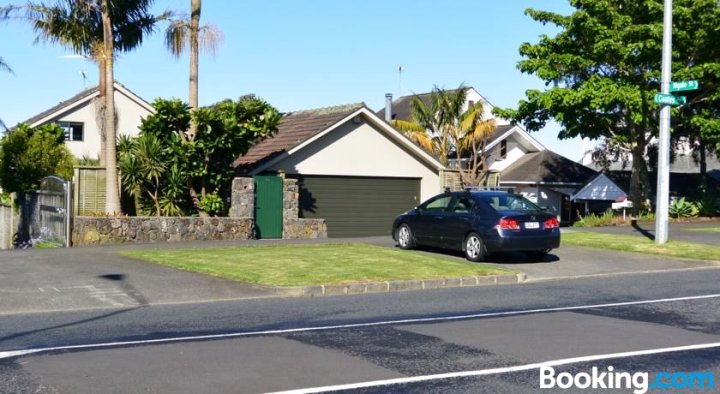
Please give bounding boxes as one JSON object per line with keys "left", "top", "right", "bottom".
{"left": 669, "top": 197, "right": 699, "bottom": 218}
{"left": 199, "top": 192, "right": 225, "bottom": 216}
{"left": 574, "top": 210, "right": 615, "bottom": 227}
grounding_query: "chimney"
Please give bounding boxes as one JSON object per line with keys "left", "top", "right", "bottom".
{"left": 384, "top": 93, "right": 393, "bottom": 122}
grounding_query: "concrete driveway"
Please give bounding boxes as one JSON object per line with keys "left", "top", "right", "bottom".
{"left": 0, "top": 245, "right": 276, "bottom": 315}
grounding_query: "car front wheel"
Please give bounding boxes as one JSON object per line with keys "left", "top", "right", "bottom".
{"left": 397, "top": 224, "right": 414, "bottom": 250}
{"left": 464, "top": 232, "right": 486, "bottom": 262}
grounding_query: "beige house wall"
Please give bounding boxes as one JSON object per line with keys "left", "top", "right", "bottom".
{"left": 31, "top": 85, "right": 153, "bottom": 160}
{"left": 265, "top": 119, "right": 442, "bottom": 201}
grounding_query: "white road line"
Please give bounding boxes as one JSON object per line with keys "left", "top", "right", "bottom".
{"left": 1, "top": 293, "right": 719, "bottom": 360}
{"left": 268, "top": 341, "right": 720, "bottom": 394}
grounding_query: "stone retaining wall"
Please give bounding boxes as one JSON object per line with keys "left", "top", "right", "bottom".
{"left": 73, "top": 216, "right": 254, "bottom": 246}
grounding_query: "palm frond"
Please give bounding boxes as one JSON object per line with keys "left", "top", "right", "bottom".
{"left": 199, "top": 23, "right": 223, "bottom": 56}
{"left": 391, "top": 120, "right": 437, "bottom": 153}
{"left": 164, "top": 19, "right": 188, "bottom": 58}
{"left": 0, "top": 56, "right": 13, "bottom": 74}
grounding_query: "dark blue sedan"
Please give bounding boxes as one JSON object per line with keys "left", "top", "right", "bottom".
{"left": 391, "top": 190, "right": 561, "bottom": 261}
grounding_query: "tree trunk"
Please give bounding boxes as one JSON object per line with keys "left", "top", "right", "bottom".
{"left": 96, "top": 59, "right": 107, "bottom": 165}
{"left": 629, "top": 142, "right": 650, "bottom": 215}
{"left": 187, "top": 0, "right": 200, "bottom": 140}
{"left": 102, "top": 2, "right": 121, "bottom": 214}
{"left": 699, "top": 136, "right": 708, "bottom": 189}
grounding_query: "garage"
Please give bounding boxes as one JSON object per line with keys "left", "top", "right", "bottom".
{"left": 293, "top": 175, "right": 420, "bottom": 237}
{"left": 233, "top": 104, "right": 445, "bottom": 239}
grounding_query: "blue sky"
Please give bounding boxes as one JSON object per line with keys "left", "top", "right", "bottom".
{"left": 0, "top": 0, "right": 584, "bottom": 160}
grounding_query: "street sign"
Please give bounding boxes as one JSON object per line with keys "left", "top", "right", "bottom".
{"left": 654, "top": 93, "right": 686, "bottom": 106}
{"left": 669, "top": 80, "right": 699, "bottom": 92}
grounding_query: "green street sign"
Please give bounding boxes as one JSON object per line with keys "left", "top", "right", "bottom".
{"left": 669, "top": 80, "right": 699, "bottom": 92}
{"left": 654, "top": 93, "right": 686, "bottom": 106}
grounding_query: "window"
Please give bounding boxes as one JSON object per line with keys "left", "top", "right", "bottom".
{"left": 422, "top": 195, "right": 453, "bottom": 212}
{"left": 451, "top": 197, "right": 475, "bottom": 213}
{"left": 499, "top": 140, "right": 507, "bottom": 159}
{"left": 482, "top": 195, "right": 541, "bottom": 212}
{"left": 59, "top": 122, "right": 83, "bottom": 141}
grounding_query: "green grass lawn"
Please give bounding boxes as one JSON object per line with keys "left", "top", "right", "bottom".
{"left": 120, "top": 243, "right": 514, "bottom": 287}
{"left": 563, "top": 232, "right": 720, "bottom": 261}
{"left": 685, "top": 227, "right": 720, "bottom": 233}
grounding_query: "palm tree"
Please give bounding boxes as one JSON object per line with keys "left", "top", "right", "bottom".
{"left": 0, "top": 56, "right": 13, "bottom": 74}
{"left": 391, "top": 85, "right": 468, "bottom": 166}
{"left": 456, "top": 102, "right": 497, "bottom": 186}
{"left": 164, "top": 0, "right": 221, "bottom": 140}
{"left": 3, "top": 0, "right": 159, "bottom": 213}
{"left": 0, "top": 56, "right": 12, "bottom": 130}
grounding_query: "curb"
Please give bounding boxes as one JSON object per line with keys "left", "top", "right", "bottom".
{"left": 261, "top": 272, "right": 527, "bottom": 298}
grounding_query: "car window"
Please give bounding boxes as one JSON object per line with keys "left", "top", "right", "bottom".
{"left": 422, "top": 195, "right": 453, "bottom": 212}
{"left": 482, "top": 195, "right": 540, "bottom": 212}
{"left": 450, "top": 197, "right": 475, "bottom": 213}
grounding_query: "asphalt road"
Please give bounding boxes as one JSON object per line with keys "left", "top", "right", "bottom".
{"left": 2, "top": 269, "right": 720, "bottom": 393}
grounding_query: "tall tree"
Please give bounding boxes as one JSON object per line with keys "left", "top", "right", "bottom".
{"left": 2, "top": 0, "right": 159, "bottom": 213}
{"left": 456, "top": 102, "right": 497, "bottom": 187}
{"left": 0, "top": 56, "right": 12, "bottom": 130}
{"left": 497, "top": 0, "right": 720, "bottom": 211}
{"left": 392, "top": 86, "right": 468, "bottom": 166}
{"left": 164, "top": 0, "right": 221, "bottom": 140}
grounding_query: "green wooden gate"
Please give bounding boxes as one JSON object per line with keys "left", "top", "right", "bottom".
{"left": 254, "top": 175, "right": 283, "bottom": 239}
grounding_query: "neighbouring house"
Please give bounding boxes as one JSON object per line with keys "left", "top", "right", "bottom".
{"left": 380, "top": 87, "right": 610, "bottom": 223}
{"left": 570, "top": 172, "right": 627, "bottom": 215}
{"left": 581, "top": 138, "right": 720, "bottom": 198}
{"left": 16, "top": 82, "right": 154, "bottom": 159}
{"left": 233, "top": 103, "right": 447, "bottom": 238}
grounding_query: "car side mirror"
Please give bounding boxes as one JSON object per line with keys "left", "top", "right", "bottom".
{"left": 414, "top": 206, "right": 423, "bottom": 215}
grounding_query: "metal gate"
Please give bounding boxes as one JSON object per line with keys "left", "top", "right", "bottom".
{"left": 18, "top": 176, "right": 72, "bottom": 248}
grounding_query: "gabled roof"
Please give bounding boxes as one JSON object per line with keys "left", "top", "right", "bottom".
{"left": 233, "top": 103, "right": 365, "bottom": 171}
{"left": 20, "top": 81, "right": 154, "bottom": 127}
{"left": 376, "top": 87, "right": 545, "bottom": 153}
{"left": 571, "top": 173, "right": 627, "bottom": 201}
{"left": 377, "top": 87, "right": 496, "bottom": 122}
{"left": 500, "top": 150, "right": 597, "bottom": 185}
{"left": 233, "top": 103, "right": 446, "bottom": 174}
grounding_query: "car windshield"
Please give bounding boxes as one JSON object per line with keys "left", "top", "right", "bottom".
{"left": 481, "top": 194, "right": 542, "bottom": 212}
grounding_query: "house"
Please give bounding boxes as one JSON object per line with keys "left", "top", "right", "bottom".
{"left": 233, "top": 103, "right": 446, "bottom": 238}
{"left": 581, "top": 138, "right": 720, "bottom": 197}
{"left": 381, "top": 87, "right": 607, "bottom": 223}
{"left": 17, "top": 82, "right": 154, "bottom": 159}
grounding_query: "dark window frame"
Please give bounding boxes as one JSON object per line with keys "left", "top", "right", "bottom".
{"left": 59, "top": 121, "right": 84, "bottom": 142}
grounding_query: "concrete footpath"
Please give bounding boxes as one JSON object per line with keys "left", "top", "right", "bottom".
{"left": 0, "top": 228, "right": 718, "bottom": 315}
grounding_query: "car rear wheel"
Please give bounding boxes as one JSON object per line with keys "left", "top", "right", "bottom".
{"left": 464, "top": 232, "right": 486, "bottom": 262}
{"left": 397, "top": 224, "right": 414, "bottom": 250}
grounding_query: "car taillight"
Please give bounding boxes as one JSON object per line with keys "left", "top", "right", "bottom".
{"left": 497, "top": 218, "right": 520, "bottom": 230}
{"left": 544, "top": 217, "right": 559, "bottom": 229}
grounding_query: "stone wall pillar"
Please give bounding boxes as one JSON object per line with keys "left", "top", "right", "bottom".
{"left": 283, "top": 178, "right": 300, "bottom": 221}
{"left": 282, "top": 178, "right": 327, "bottom": 239}
{"left": 230, "top": 177, "right": 254, "bottom": 218}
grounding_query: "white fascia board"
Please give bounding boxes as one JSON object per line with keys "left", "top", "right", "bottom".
{"left": 360, "top": 108, "right": 446, "bottom": 171}
{"left": 250, "top": 107, "right": 447, "bottom": 176}
{"left": 30, "top": 91, "right": 100, "bottom": 127}
{"left": 569, "top": 173, "right": 603, "bottom": 200}
{"left": 250, "top": 108, "right": 366, "bottom": 175}
{"left": 485, "top": 125, "right": 546, "bottom": 153}
{"left": 113, "top": 83, "right": 155, "bottom": 113}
